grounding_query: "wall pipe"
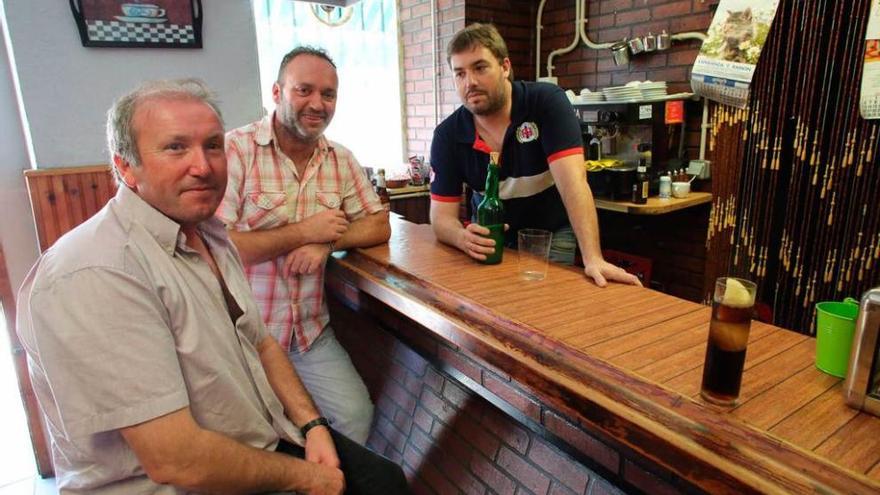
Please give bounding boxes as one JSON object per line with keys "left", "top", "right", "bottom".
{"left": 546, "top": 0, "right": 581, "bottom": 79}
{"left": 535, "top": 0, "right": 548, "bottom": 80}
{"left": 536, "top": 0, "right": 708, "bottom": 81}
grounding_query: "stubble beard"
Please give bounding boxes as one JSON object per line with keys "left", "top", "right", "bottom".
{"left": 278, "top": 105, "right": 327, "bottom": 143}
{"left": 465, "top": 79, "right": 509, "bottom": 116}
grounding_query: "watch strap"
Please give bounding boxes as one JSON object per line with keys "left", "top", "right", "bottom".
{"left": 300, "top": 416, "right": 330, "bottom": 437}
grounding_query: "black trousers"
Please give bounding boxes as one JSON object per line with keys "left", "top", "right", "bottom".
{"left": 274, "top": 429, "right": 410, "bottom": 494}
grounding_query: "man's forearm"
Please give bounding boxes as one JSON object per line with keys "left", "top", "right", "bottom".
{"left": 550, "top": 158, "right": 603, "bottom": 261}
{"left": 122, "top": 408, "right": 326, "bottom": 494}
{"left": 430, "top": 203, "right": 467, "bottom": 253}
{"left": 334, "top": 210, "right": 391, "bottom": 251}
{"left": 228, "top": 224, "right": 308, "bottom": 266}
{"left": 162, "top": 427, "right": 315, "bottom": 493}
{"left": 258, "top": 336, "right": 322, "bottom": 427}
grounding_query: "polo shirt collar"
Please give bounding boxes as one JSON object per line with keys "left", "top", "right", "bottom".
{"left": 115, "top": 185, "right": 225, "bottom": 256}
{"left": 454, "top": 80, "right": 527, "bottom": 146}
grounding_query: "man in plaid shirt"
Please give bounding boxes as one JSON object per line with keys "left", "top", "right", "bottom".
{"left": 217, "top": 46, "right": 390, "bottom": 445}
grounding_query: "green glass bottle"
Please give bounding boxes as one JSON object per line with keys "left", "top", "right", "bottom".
{"left": 477, "top": 152, "right": 504, "bottom": 264}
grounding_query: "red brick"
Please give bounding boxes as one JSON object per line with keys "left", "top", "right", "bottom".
{"left": 452, "top": 414, "right": 500, "bottom": 459}
{"left": 669, "top": 12, "right": 712, "bottom": 33}
{"left": 615, "top": 8, "right": 650, "bottom": 25}
{"left": 423, "top": 367, "right": 444, "bottom": 392}
{"left": 543, "top": 410, "right": 620, "bottom": 474}
{"left": 434, "top": 450, "right": 486, "bottom": 495}
{"left": 601, "top": 0, "right": 632, "bottom": 14}
{"left": 667, "top": 48, "right": 699, "bottom": 66}
{"left": 401, "top": 18, "right": 422, "bottom": 34}
{"left": 622, "top": 459, "right": 681, "bottom": 495}
{"left": 549, "top": 482, "right": 578, "bottom": 495}
{"left": 483, "top": 373, "right": 541, "bottom": 422}
{"left": 463, "top": 348, "right": 511, "bottom": 381}
{"left": 438, "top": 429, "right": 475, "bottom": 465}
{"left": 612, "top": 71, "right": 647, "bottom": 86}
{"left": 396, "top": 342, "right": 429, "bottom": 376}
{"left": 442, "top": 379, "right": 471, "bottom": 408}
{"left": 648, "top": 66, "right": 689, "bottom": 84}
{"left": 413, "top": 406, "right": 434, "bottom": 434}
{"left": 403, "top": 370, "right": 424, "bottom": 396}
{"left": 410, "top": 476, "right": 434, "bottom": 495}
{"left": 528, "top": 439, "right": 590, "bottom": 494}
{"left": 588, "top": 477, "right": 625, "bottom": 495}
{"left": 410, "top": 424, "right": 435, "bottom": 455}
{"left": 595, "top": 27, "right": 631, "bottom": 44}
{"left": 481, "top": 408, "right": 529, "bottom": 455}
{"left": 375, "top": 395, "right": 397, "bottom": 420}
{"left": 367, "top": 431, "right": 388, "bottom": 455}
{"left": 420, "top": 460, "right": 459, "bottom": 495}
{"left": 411, "top": 2, "right": 431, "bottom": 17}
{"left": 394, "top": 407, "right": 414, "bottom": 436}
{"left": 653, "top": 1, "right": 692, "bottom": 19}
{"left": 383, "top": 379, "right": 418, "bottom": 416}
{"left": 420, "top": 387, "right": 457, "bottom": 425}
{"left": 630, "top": 53, "right": 670, "bottom": 70}
{"left": 404, "top": 442, "right": 427, "bottom": 471}
{"left": 497, "top": 446, "right": 551, "bottom": 495}
{"left": 438, "top": 345, "right": 482, "bottom": 383}
{"left": 471, "top": 452, "right": 517, "bottom": 495}
{"left": 376, "top": 415, "right": 407, "bottom": 454}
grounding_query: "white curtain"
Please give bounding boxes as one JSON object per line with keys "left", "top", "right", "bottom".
{"left": 252, "top": 0, "right": 405, "bottom": 169}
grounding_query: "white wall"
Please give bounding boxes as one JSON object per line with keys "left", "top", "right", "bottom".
{"left": 0, "top": 19, "right": 36, "bottom": 292}
{"left": 3, "top": 0, "right": 263, "bottom": 167}
{"left": 0, "top": 0, "right": 263, "bottom": 291}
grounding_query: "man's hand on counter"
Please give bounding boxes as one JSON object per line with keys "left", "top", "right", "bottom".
{"left": 582, "top": 258, "right": 642, "bottom": 288}
{"left": 459, "top": 222, "right": 508, "bottom": 261}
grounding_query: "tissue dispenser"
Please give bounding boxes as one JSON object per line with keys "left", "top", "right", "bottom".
{"left": 844, "top": 287, "right": 880, "bottom": 416}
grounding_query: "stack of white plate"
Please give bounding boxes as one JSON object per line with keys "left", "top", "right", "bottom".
{"left": 640, "top": 81, "right": 668, "bottom": 99}
{"left": 602, "top": 85, "right": 642, "bottom": 102}
{"left": 579, "top": 89, "right": 605, "bottom": 103}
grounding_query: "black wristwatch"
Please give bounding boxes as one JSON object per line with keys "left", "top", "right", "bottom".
{"left": 300, "top": 416, "right": 330, "bottom": 437}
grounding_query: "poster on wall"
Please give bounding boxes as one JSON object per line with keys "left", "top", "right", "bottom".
{"left": 69, "top": 0, "right": 203, "bottom": 48}
{"left": 860, "top": 0, "right": 880, "bottom": 119}
{"left": 690, "top": 0, "right": 781, "bottom": 108}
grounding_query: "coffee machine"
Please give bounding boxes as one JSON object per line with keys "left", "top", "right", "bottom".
{"left": 844, "top": 287, "right": 880, "bottom": 417}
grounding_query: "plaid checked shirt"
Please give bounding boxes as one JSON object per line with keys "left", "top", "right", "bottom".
{"left": 217, "top": 114, "right": 384, "bottom": 352}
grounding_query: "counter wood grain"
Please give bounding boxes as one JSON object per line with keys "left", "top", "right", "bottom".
{"left": 327, "top": 215, "right": 880, "bottom": 494}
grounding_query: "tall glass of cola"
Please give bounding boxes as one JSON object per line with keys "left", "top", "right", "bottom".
{"left": 700, "top": 277, "right": 757, "bottom": 406}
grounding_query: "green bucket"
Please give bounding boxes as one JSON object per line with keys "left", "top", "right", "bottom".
{"left": 815, "top": 298, "right": 860, "bottom": 378}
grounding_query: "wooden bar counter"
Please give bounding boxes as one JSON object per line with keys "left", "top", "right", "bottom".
{"left": 327, "top": 215, "right": 880, "bottom": 494}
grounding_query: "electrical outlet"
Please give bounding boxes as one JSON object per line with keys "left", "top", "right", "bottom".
{"left": 688, "top": 159, "right": 711, "bottom": 179}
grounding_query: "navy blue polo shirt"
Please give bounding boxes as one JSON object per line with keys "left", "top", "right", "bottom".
{"left": 430, "top": 81, "right": 583, "bottom": 242}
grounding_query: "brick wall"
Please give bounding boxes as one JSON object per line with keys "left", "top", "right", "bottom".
{"left": 400, "top": 0, "right": 465, "bottom": 158}
{"left": 330, "top": 291, "right": 691, "bottom": 494}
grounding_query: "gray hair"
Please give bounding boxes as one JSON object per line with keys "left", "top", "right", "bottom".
{"left": 106, "top": 78, "right": 223, "bottom": 184}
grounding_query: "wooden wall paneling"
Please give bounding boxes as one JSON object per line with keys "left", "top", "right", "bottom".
{"left": 24, "top": 166, "right": 116, "bottom": 252}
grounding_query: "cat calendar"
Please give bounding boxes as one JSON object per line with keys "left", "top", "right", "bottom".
{"left": 860, "top": 0, "right": 880, "bottom": 119}
{"left": 691, "top": 0, "right": 781, "bottom": 109}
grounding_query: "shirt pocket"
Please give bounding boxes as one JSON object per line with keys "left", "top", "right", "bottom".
{"left": 315, "top": 191, "right": 341, "bottom": 210}
{"left": 243, "top": 192, "right": 289, "bottom": 230}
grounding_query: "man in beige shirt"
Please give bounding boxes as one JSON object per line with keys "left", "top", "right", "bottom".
{"left": 16, "top": 79, "right": 407, "bottom": 494}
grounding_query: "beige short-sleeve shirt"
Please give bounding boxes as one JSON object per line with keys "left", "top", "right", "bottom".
{"left": 17, "top": 186, "right": 301, "bottom": 494}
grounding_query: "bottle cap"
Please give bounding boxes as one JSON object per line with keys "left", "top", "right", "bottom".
{"left": 637, "top": 166, "right": 647, "bottom": 173}
{"left": 660, "top": 175, "right": 671, "bottom": 182}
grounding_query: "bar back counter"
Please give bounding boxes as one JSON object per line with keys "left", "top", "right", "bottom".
{"left": 326, "top": 215, "right": 880, "bottom": 494}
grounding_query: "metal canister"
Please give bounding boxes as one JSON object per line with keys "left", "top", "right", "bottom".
{"left": 611, "top": 41, "right": 630, "bottom": 65}
{"left": 657, "top": 30, "right": 672, "bottom": 51}
{"left": 643, "top": 32, "right": 657, "bottom": 52}
{"left": 628, "top": 37, "right": 645, "bottom": 55}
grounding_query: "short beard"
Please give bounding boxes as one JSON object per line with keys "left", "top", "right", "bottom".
{"left": 466, "top": 80, "right": 508, "bottom": 116}
{"left": 276, "top": 100, "right": 326, "bottom": 142}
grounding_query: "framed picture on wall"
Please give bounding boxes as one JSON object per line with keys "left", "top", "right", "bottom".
{"left": 69, "top": 0, "right": 203, "bottom": 48}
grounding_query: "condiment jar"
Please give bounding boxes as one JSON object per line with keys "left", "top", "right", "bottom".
{"left": 659, "top": 175, "right": 671, "bottom": 199}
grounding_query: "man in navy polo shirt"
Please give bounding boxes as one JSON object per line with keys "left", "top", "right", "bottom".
{"left": 429, "top": 23, "right": 640, "bottom": 287}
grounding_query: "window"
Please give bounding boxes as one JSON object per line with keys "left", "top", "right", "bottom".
{"left": 252, "top": 0, "right": 405, "bottom": 169}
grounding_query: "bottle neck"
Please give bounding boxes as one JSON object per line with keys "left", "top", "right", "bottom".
{"left": 484, "top": 162, "right": 500, "bottom": 198}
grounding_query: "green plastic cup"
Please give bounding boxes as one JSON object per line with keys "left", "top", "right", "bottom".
{"left": 815, "top": 298, "right": 860, "bottom": 378}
